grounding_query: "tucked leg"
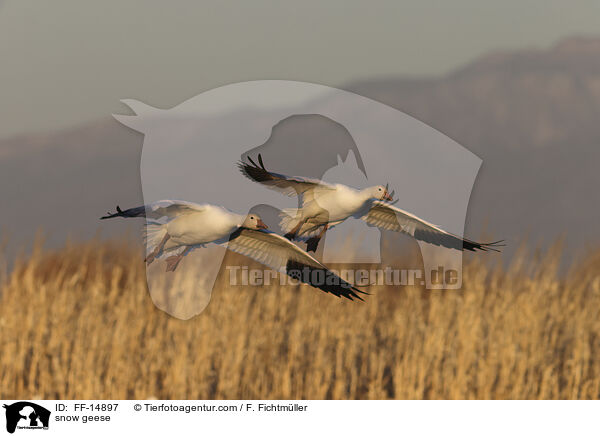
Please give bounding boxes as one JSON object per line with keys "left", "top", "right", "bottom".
{"left": 305, "top": 224, "right": 328, "bottom": 253}
{"left": 284, "top": 218, "right": 306, "bottom": 240}
{"left": 165, "top": 245, "right": 193, "bottom": 272}
{"left": 145, "top": 232, "right": 170, "bottom": 265}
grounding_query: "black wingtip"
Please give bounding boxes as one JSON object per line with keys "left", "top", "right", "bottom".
{"left": 238, "top": 155, "right": 273, "bottom": 185}
{"left": 286, "top": 259, "right": 369, "bottom": 302}
{"left": 100, "top": 205, "right": 123, "bottom": 220}
{"left": 471, "top": 239, "right": 506, "bottom": 252}
{"left": 247, "top": 155, "right": 258, "bottom": 168}
{"left": 257, "top": 153, "right": 267, "bottom": 170}
{"left": 347, "top": 293, "right": 364, "bottom": 302}
{"left": 331, "top": 282, "right": 370, "bottom": 302}
{"left": 349, "top": 286, "right": 370, "bottom": 302}
{"left": 305, "top": 237, "right": 320, "bottom": 252}
{"left": 242, "top": 154, "right": 268, "bottom": 172}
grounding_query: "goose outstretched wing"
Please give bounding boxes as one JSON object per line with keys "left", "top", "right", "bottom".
{"left": 361, "top": 202, "right": 504, "bottom": 252}
{"left": 226, "top": 228, "right": 367, "bottom": 301}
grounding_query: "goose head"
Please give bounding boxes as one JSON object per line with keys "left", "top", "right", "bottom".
{"left": 243, "top": 213, "right": 268, "bottom": 230}
{"left": 368, "top": 185, "right": 394, "bottom": 202}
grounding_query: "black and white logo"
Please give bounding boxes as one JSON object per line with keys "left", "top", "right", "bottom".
{"left": 3, "top": 402, "right": 50, "bottom": 434}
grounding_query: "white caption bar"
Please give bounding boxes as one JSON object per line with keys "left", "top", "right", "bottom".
{"left": 0, "top": 400, "right": 597, "bottom": 435}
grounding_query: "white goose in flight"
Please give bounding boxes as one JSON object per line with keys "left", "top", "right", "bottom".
{"left": 239, "top": 154, "right": 503, "bottom": 253}
{"left": 101, "top": 200, "right": 367, "bottom": 301}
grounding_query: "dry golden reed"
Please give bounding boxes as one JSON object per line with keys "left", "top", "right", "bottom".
{"left": 1, "top": 239, "right": 599, "bottom": 399}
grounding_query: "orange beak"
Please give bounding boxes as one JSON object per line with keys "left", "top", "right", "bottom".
{"left": 383, "top": 190, "right": 394, "bottom": 202}
{"left": 257, "top": 218, "right": 268, "bottom": 230}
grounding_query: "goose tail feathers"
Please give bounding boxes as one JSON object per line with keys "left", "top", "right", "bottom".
{"left": 144, "top": 222, "right": 168, "bottom": 256}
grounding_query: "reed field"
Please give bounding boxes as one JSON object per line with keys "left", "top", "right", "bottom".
{"left": 1, "top": 239, "right": 600, "bottom": 399}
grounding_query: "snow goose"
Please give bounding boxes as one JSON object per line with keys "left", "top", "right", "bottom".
{"left": 101, "top": 200, "right": 367, "bottom": 301}
{"left": 238, "top": 155, "right": 503, "bottom": 253}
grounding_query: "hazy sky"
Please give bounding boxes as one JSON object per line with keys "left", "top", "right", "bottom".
{"left": 1, "top": 0, "right": 599, "bottom": 139}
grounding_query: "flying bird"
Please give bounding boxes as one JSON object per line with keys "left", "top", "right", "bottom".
{"left": 101, "top": 200, "right": 366, "bottom": 301}
{"left": 238, "top": 154, "right": 503, "bottom": 253}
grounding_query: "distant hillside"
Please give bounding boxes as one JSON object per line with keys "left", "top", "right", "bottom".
{"left": 2, "top": 36, "right": 600, "bottom": 261}
{"left": 350, "top": 36, "right": 600, "bottom": 153}
{"left": 349, "top": 36, "right": 600, "bottom": 254}
{"left": 0, "top": 119, "right": 144, "bottom": 259}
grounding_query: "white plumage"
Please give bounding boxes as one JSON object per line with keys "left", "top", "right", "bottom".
{"left": 239, "top": 154, "right": 503, "bottom": 253}
{"left": 101, "top": 200, "right": 366, "bottom": 300}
